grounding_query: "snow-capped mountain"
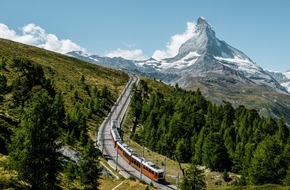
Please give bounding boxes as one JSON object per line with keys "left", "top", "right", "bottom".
{"left": 67, "top": 51, "right": 139, "bottom": 71}
{"left": 67, "top": 17, "right": 290, "bottom": 124}
{"left": 137, "top": 17, "right": 287, "bottom": 93}
{"left": 267, "top": 70, "right": 290, "bottom": 93}
{"left": 68, "top": 17, "right": 288, "bottom": 94}
{"left": 67, "top": 51, "right": 178, "bottom": 81}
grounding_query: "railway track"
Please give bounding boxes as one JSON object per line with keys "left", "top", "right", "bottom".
{"left": 97, "top": 75, "right": 176, "bottom": 190}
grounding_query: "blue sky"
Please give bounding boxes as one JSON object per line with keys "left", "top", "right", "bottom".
{"left": 0, "top": 0, "right": 289, "bottom": 71}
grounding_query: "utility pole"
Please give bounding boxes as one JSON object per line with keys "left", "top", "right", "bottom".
{"left": 140, "top": 145, "right": 144, "bottom": 181}
{"left": 116, "top": 149, "right": 119, "bottom": 171}
{"left": 140, "top": 160, "right": 143, "bottom": 181}
{"left": 176, "top": 173, "right": 179, "bottom": 190}
{"left": 164, "top": 156, "right": 167, "bottom": 180}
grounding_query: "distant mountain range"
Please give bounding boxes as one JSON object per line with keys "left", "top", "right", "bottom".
{"left": 266, "top": 70, "right": 290, "bottom": 93}
{"left": 67, "top": 17, "right": 290, "bottom": 124}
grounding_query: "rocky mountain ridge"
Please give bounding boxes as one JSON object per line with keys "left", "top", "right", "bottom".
{"left": 67, "top": 17, "right": 290, "bottom": 124}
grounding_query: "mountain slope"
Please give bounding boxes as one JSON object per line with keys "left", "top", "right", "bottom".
{"left": 67, "top": 17, "right": 290, "bottom": 125}
{"left": 267, "top": 70, "right": 290, "bottom": 93}
{"left": 0, "top": 37, "right": 129, "bottom": 146}
{"left": 0, "top": 38, "right": 129, "bottom": 98}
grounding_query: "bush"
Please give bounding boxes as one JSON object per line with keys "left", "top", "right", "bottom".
{"left": 222, "top": 169, "right": 231, "bottom": 182}
{"left": 129, "top": 175, "right": 136, "bottom": 181}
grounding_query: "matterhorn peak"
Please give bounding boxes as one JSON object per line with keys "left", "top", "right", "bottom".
{"left": 196, "top": 16, "right": 215, "bottom": 37}
{"left": 197, "top": 16, "right": 209, "bottom": 25}
{"left": 166, "top": 17, "right": 218, "bottom": 61}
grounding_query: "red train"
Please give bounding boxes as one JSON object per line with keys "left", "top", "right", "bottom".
{"left": 110, "top": 120, "right": 164, "bottom": 182}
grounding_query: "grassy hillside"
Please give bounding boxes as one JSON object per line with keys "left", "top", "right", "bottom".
{"left": 0, "top": 38, "right": 130, "bottom": 189}
{"left": 0, "top": 38, "right": 129, "bottom": 109}
{"left": 0, "top": 38, "right": 130, "bottom": 132}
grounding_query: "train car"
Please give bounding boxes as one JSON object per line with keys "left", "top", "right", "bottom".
{"left": 142, "top": 160, "right": 164, "bottom": 182}
{"left": 131, "top": 154, "right": 164, "bottom": 182}
{"left": 110, "top": 119, "right": 164, "bottom": 182}
{"left": 110, "top": 128, "right": 121, "bottom": 147}
{"left": 116, "top": 141, "right": 133, "bottom": 164}
{"left": 131, "top": 154, "right": 142, "bottom": 171}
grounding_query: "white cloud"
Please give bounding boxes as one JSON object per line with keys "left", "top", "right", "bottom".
{"left": 152, "top": 22, "right": 197, "bottom": 60}
{"left": 104, "top": 48, "right": 148, "bottom": 60}
{"left": 0, "top": 23, "right": 85, "bottom": 54}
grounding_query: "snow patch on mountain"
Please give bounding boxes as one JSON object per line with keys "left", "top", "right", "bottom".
{"left": 281, "top": 82, "right": 290, "bottom": 92}
{"left": 215, "top": 56, "right": 260, "bottom": 75}
{"left": 284, "top": 71, "right": 290, "bottom": 79}
{"left": 160, "top": 52, "right": 200, "bottom": 69}
{"left": 281, "top": 71, "right": 290, "bottom": 92}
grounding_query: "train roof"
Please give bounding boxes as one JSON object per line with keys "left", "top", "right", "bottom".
{"left": 131, "top": 154, "right": 164, "bottom": 173}
{"left": 111, "top": 129, "right": 122, "bottom": 142}
{"left": 117, "top": 141, "right": 135, "bottom": 155}
{"left": 143, "top": 160, "right": 164, "bottom": 173}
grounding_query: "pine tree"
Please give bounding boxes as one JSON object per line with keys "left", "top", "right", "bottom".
{"left": 65, "top": 161, "right": 77, "bottom": 188}
{"left": 193, "top": 126, "right": 207, "bottom": 164}
{"left": 202, "top": 132, "right": 231, "bottom": 171}
{"left": 249, "top": 136, "right": 286, "bottom": 185}
{"left": 9, "top": 89, "right": 64, "bottom": 189}
{"left": 78, "top": 139, "right": 100, "bottom": 190}
{"left": 0, "top": 75, "right": 7, "bottom": 103}
{"left": 180, "top": 164, "right": 206, "bottom": 190}
{"left": 284, "top": 166, "right": 290, "bottom": 186}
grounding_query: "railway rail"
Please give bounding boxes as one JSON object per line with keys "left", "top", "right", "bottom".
{"left": 97, "top": 75, "right": 176, "bottom": 189}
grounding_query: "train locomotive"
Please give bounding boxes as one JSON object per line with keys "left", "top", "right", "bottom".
{"left": 110, "top": 120, "right": 164, "bottom": 182}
